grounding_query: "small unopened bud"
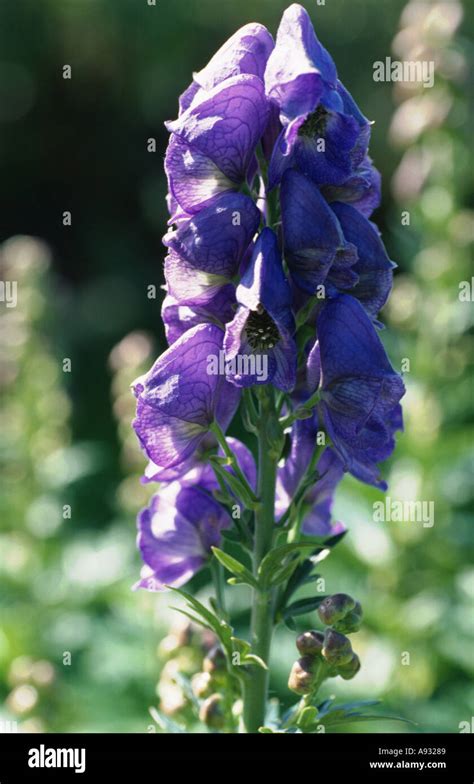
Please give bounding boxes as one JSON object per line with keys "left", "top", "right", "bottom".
{"left": 191, "top": 671, "right": 212, "bottom": 699}
{"left": 338, "top": 652, "right": 361, "bottom": 680}
{"left": 203, "top": 645, "right": 226, "bottom": 674}
{"left": 333, "top": 601, "right": 363, "bottom": 634}
{"left": 322, "top": 629, "right": 353, "bottom": 666}
{"left": 288, "top": 656, "right": 316, "bottom": 695}
{"left": 199, "top": 693, "right": 225, "bottom": 729}
{"left": 296, "top": 630, "right": 324, "bottom": 656}
{"left": 318, "top": 594, "right": 356, "bottom": 626}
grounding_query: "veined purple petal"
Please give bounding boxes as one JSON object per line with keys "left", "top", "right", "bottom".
{"left": 132, "top": 324, "right": 240, "bottom": 468}
{"left": 322, "top": 157, "right": 381, "bottom": 218}
{"left": 265, "top": 3, "right": 337, "bottom": 122}
{"left": 167, "top": 74, "right": 269, "bottom": 184}
{"left": 281, "top": 169, "right": 358, "bottom": 293}
{"left": 163, "top": 192, "right": 260, "bottom": 278}
{"left": 194, "top": 23, "right": 274, "bottom": 90}
{"left": 330, "top": 201, "right": 395, "bottom": 318}
{"left": 134, "top": 483, "right": 230, "bottom": 591}
{"left": 317, "top": 295, "right": 405, "bottom": 488}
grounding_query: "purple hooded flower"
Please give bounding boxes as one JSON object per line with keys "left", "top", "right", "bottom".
{"left": 329, "top": 201, "right": 395, "bottom": 319}
{"left": 264, "top": 4, "right": 370, "bottom": 188}
{"left": 224, "top": 227, "right": 297, "bottom": 391}
{"left": 179, "top": 23, "right": 274, "bottom": 114}
{"left": 134, "top": 483, "right": 231, "bottom": 591}
{"left": 133, "top": 324, "right": 240, "bottom": 470}
{"left": 161, "top": 292, "right": 236, "bottom": 346}
{"left": 142, "top": 436, "right": 256, "bottom": 494}
{"left": 275, "top": 419, "right": 345, "bottom": 538}
{"left": 165, "top": 74, "right": 269, "bottom": 215}
{"left": 317, "top": 294, "right": 405, "bottom": 489}
{"left": 163, "top": 191, "right": 260, "bottom": 318}
{"left": 281, "top": 169, "right": 358, "bottom": 294}
{"left": 321, "top": 155, "right": 381, "bottom": 218}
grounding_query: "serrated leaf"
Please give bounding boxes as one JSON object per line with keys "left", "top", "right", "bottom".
{"left": 211, "top": 547, "right": 260, "bottom": 590}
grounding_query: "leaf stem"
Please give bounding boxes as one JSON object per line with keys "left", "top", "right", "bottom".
{"left": 242, "top": 387, "right": 278, "bottom": 732}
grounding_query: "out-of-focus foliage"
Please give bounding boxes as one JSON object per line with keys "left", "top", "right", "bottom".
{"left": 0, "top": 0, "right": 472, "bottom": 733}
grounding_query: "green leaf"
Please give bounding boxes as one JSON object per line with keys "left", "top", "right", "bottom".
{"left": 296, "top": 706, "right": 318, "bottom": 729}
{"left": 242, "top": 653, "right": 268, "bottom": 670}
{"left": 258, "top": 537, "right": 325, "bottom": 586}
{"left": 230, "top": 636, "right": 251, "bottom": 658}
{"left": 168, "top": 586, "right": 233, "bottom": 653}
{"left": 267, "top": 557, "right": 301, "bottom": 587}
{"left": 211, "top": 547, "right": 260, "bottom": 590}
{"left": 283, "top": 595, "right": 328, "bottom": 620}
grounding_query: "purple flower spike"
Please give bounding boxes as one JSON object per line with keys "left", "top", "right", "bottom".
{"left": 281, "top": 169, "right": 358, "bottom": 294}
{"left": 133, "top": 324, "right": 240, "bottom": 469}
{"left": 166, "top": 75, "right": 269, "bottom": 214}
{"left": 317, "top": 295, "right": 405, "bottom": 489}
{"left": 224, "top": 228, "right": 297, "bottom": 391}
{"left": 134, "top": 483, "right": 231, "bottom": 591}
{"left": 330, "top": 201, "right": 396, "bottom": 319}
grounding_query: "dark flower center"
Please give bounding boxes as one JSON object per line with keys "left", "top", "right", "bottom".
{"left": 246, "top": 309, "right": 280, "bottom": 351}
{"left": 298, "top": 105, "right": 329, "bottom": 138}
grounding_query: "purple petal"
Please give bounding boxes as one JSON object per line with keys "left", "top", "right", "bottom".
{"left": 167, "top": 74, "right": 269, "bottom": 184}
{"left": 265, "top": 3, "right": 337, "bottom": 122}
{"left": 133, "top": 324, "right": 240, "bottom": 468}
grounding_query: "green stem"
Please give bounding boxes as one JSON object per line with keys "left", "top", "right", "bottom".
{"left": 210, "top": 421, "right": 259, "bottom": 505}
{"left": 210, "top": 559, "right": 226, "bottom": 616}
{"left": 242, "top": 389, "right": 278, "bottom": 733}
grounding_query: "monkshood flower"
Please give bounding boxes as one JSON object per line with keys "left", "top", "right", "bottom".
{"left": 275, "top": 419, "right": 345, "bottom": 537}
{"left": 165, "top": 74, "right": 269, "bottom": 216}
{"left": 133, "top": 324, "right": 240, "bottom": 470}
{"left": 321, "top": 155, "right": 381, "bottom": 218}
{"left": 317, "top": 294, "right": 405, "bottom": 489}
{"left": 161, "top": 293, "right": 235, "bottom": 346}
{"left": 329, "top": 202, "right": 396, "bottom": 320}
{"left": 224, "top": 227, "right": 296, "bottom": 391}
{"left": 264, "top": 4, "right": 371, "bottom": 189}
{"left": 134, "top": 483, "right": 231, "bottom": 591}
{"left": 178, "top": 22, "right": 274, "bottom": 114}
{"left": 281, "top": 169, "right": 358, "bottom": 294}
{"left": 142, "top": 436, "right": 256, "bottom": 494}
{"left": 163, "top": 192, "right": 260, "bottom": 319}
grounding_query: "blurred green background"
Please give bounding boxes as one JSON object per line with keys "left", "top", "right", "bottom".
{"left": 0, "top": 0, "right": 472, "bottom": 733}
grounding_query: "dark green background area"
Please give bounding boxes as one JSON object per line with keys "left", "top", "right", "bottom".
{"left": 0, "top": 0, "right": 472, "bottom": 733}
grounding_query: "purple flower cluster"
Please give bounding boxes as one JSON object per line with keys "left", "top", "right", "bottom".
{"left": 132, "top": 4, "right": 405, "bottom": 590}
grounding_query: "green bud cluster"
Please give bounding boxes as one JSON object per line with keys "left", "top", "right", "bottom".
{"left": 288, "top": 594, "right": 362, "bottom": 695}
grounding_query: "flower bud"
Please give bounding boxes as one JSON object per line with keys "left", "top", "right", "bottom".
{"left": 203, "top": 645, "right": 227, "bottom": 674}
{"left": 318, "top": 594, "right": 356, "bottom": 626}
{"left": 338, "top": 652, "right": 361, "bottom": 680}
{"left": 296, "top": 630, "right": 324, "bottom": 656}
{"left": 322, "top": 629, "right": 353, "bottom": 666}
{"left": 191, "top": 671, "right": 212, "bottom": 699}
{"left": 288, "top": 656, "right": 317, "bottom": 695}
{"left": 199, "top": 693, "right": 225, "bottom": 729}
{"left": 333, "top": 601, "right": 363, "bottom": 634}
